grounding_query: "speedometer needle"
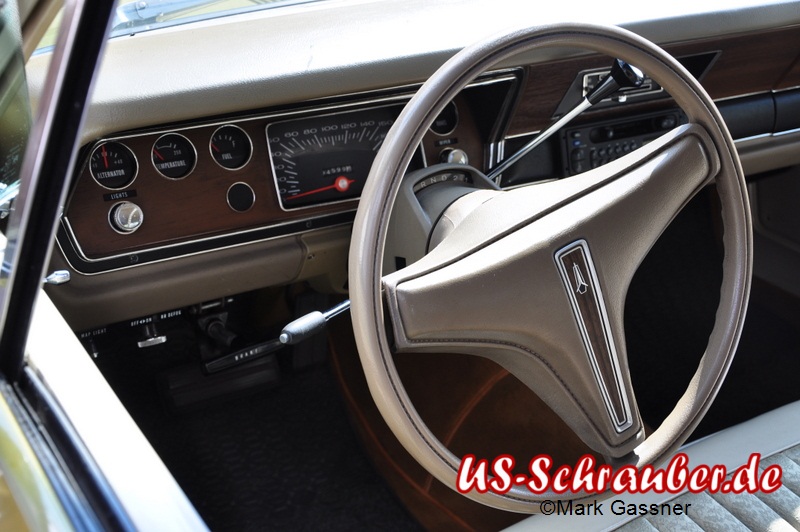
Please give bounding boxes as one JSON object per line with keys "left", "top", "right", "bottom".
{"left": 286, "top": 176, "right": 355, "bottom": 200}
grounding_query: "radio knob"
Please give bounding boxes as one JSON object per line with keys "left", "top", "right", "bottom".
{"left": 109, "top": 201, "right": 144, "bottom": 234}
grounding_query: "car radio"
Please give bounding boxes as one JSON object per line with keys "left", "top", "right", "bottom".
{"left": 561, "top": 110, "right": 687, "bottom": 176}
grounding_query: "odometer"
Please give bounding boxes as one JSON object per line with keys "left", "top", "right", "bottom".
{"left": 267, "top": 104, "right": 408, "bottom": 210}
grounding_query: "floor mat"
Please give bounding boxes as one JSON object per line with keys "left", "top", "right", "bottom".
{"left": 95, "top": 337, "right": 421, "bottom": 531}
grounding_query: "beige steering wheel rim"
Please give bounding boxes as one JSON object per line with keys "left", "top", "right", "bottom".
{"left": 349, "top": 23, "right": 751, "bottom": 512}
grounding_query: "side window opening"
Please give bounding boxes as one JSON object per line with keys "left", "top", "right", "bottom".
{"left": 0, "top": 0, "right": 33, "bottom": 223}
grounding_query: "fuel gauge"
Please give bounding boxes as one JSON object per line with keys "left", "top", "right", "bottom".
{"left": 210, "top": 125, "right": 252, "bottom": 170}
{"left": 152, "top": 133, "right": 196, "bottom": 179}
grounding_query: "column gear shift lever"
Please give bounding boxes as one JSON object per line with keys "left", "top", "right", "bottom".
{"left": 487, "top": 58, "right": 644, "bottom": 181}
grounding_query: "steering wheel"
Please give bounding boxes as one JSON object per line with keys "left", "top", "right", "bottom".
{"left": 348, "top": 23, "right": 751, "bottom": 512}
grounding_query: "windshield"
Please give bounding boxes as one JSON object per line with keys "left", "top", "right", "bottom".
{"left": 36, "top": 0, "right": 321, "bottom": 52}
{"left": 110, "top": 0, "right": 321, "bottom": 37}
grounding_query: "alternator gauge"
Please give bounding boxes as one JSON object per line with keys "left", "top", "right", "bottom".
{"left": 90, "top": 141, "right": 138, "bottom": 189}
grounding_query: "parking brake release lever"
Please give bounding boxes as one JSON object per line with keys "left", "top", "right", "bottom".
{"left": 487, "top": 58, "right": 644, "bottom": 181}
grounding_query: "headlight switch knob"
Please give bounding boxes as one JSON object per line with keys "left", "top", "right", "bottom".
{"left": 109, "top": 201, "right": 144, "bottom": 234}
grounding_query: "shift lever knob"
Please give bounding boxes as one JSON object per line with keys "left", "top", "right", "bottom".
{"left": 586, "top": 59, "right": 645, "bottom": 105}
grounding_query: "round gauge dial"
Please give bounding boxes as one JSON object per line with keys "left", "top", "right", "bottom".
{"left": 152, "top": 133, "right": 196, "bottom": 179}
{"left": 90, "top": 141, "right": 138, "bottom": 189}
{"left": 210, "top": 125, "right": 252, "bottom": 170}
{"left": 268, "top": 104, "right": 412, "bottom": 209}
{"left": 430, "top": 101, "right": 458, "bottom": 136}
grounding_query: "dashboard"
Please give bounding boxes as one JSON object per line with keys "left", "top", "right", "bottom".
{"left": 37, "top": 3, "right": 800, "bottom": 332}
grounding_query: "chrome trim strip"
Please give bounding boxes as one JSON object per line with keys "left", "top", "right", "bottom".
{"left": 555, "top": 239, "right": 633, "bottom": 433}
{"left": 57, "top": 211, "right": 355, "bottom": 275}
{"left": 773, "top": 126, "right": 800, "bottom": 137}
{"left": 772, "top": 85, "right": 800, "bottom": 94}
{"left": 62, "top": 205, "right": 350, "bottom": 264}
{"left": 503, "top": 129, "right": 541, "bottom": 141}
{"left": 732, "top": 132, "right": 773, "bottom": 143}
{"left": 713, "top": 89, "right": 774, "bottom": 103}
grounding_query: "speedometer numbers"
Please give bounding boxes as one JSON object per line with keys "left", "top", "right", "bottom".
{"left": 267, "top": 105, "right": 403, "bottom": 210}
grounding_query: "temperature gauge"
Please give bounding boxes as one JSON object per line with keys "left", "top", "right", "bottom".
{"left": 152, "top": 133, "right": 196, "bottom": 179}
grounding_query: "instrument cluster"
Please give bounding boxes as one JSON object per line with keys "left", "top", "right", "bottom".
{"left": 59, "top": 78, "right": 508, "bottom": 273}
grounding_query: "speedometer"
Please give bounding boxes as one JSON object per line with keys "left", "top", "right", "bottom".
{"left": 267, "top": 104, "right": 417, "bottom": 210}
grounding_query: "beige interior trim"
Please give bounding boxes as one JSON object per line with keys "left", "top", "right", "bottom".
{"left": 736, "top": 130, "right": 800, "bottom": 176}
{"left": 22, "top": 0, "right": 800, "bottom": 144}
{"left": 46, "top": 232, "right": 306, "bottom": 331}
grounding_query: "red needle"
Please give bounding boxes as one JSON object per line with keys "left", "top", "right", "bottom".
{"left": 211, "top": 143, "right": 221, "bottom": 153}
{"left": 286, "top": 176, "right": 355, "bottom": 201}
{"left": 101, "top": 144, "right": 109, "bottom": 169}
{"left": 153, "top": 148, "right": 165, "bottom": 161}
